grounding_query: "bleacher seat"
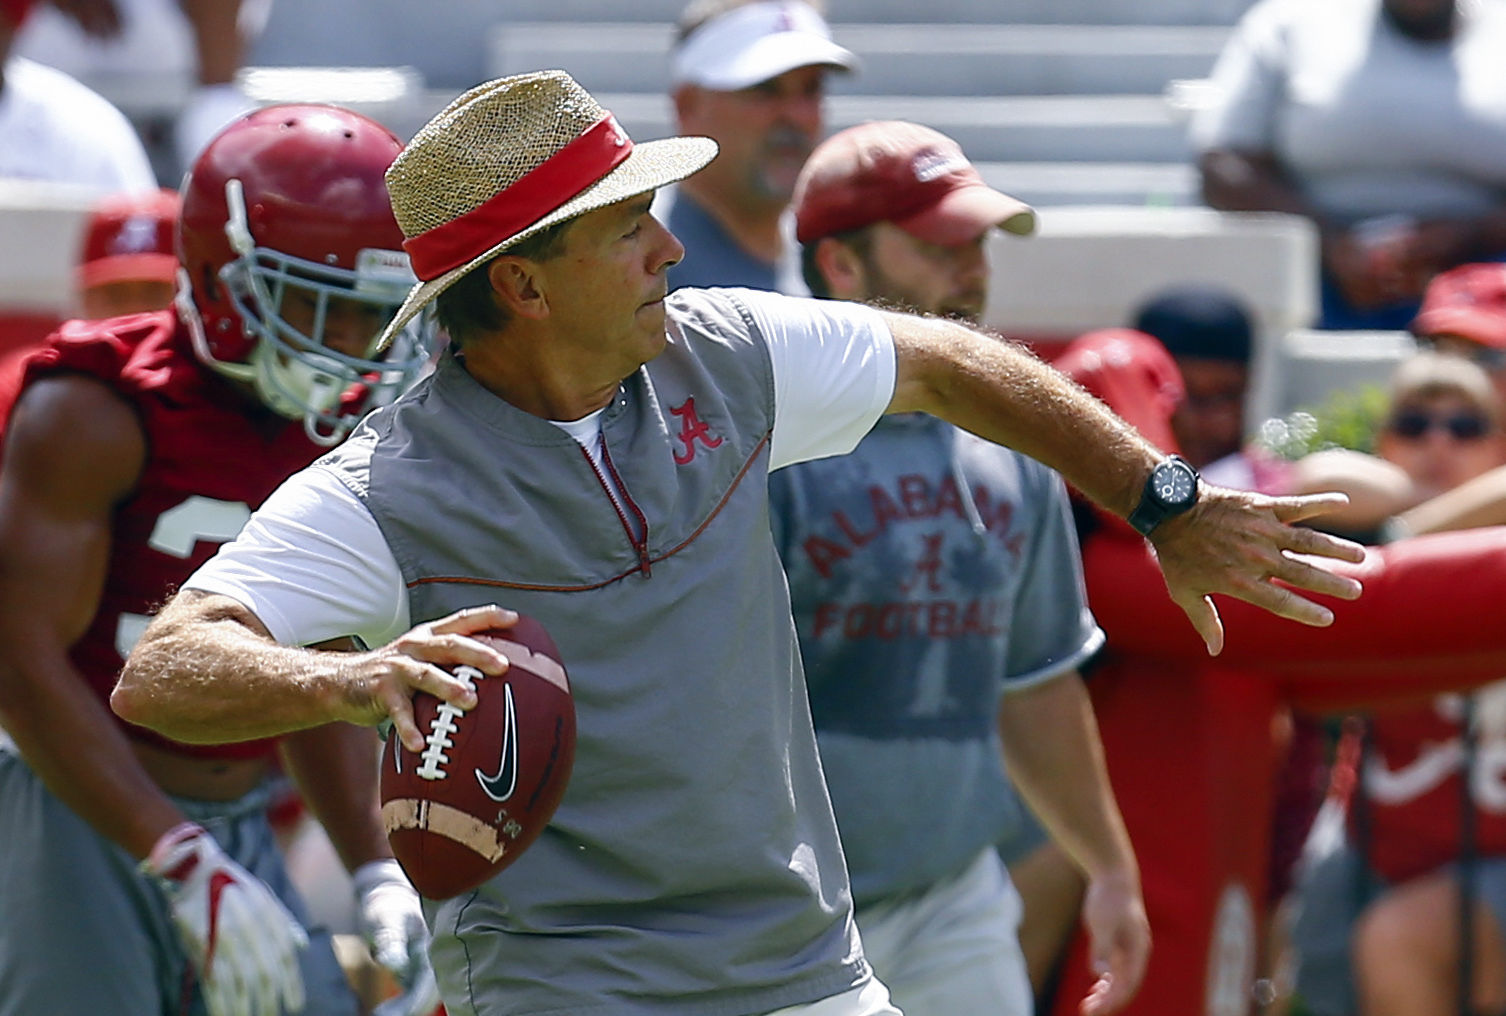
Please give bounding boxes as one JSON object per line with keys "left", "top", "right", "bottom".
{"left": 978, "top": 205, "right": 1319, "bottom": 435}
{"left": 0, "top": 179, "right": 97, "bottom": 364}
{"left": 0, "top": 179, "right": 95, "bottom": 316}
{"left": 981, "top": 205, "right": 1317, "bottom": 339}
{"left": 486, "top": 23, "right": 1229, "bottom": 97}
{"left": 1247, "top": 329, "right": 1417, "bottom": 427}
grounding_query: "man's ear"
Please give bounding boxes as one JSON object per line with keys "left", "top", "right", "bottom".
{"left": 814, "top": 237, "right": 866, "bottom": 301}
{"left": 488, "top": 256, "right": 548, "bottom": 320}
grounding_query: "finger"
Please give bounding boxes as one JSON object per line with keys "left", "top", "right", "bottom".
{"left": 1176, "top": 593, "right": 1224, "bottom": 656}
{"left": 401, "top": 632, "right": 513, "bottom": 680}
{"left": 269, "top": 906, "right": 308, "bottom": 1014}
{"left": 1230, "top": 579, "right": 1339, "bottom": 628}
{"left": 383, "top": 688, "right": 428, "bottom": 753}
{"left": 379, "top": 661, "right": 479, "bottom": 751}
{"left": 1085, "top": 971, "right": 1136, "bottom": 1016}
{"left": 1082, "top": 942, "right": 1147, "bottom": 1016}
{"left": 429, "top": 604, "right": 518, "bottom": 637}
{"left": 280, "top": 952, "right": 306, "bottom": 1016}
{"left": 199, "top": 964, "right": 230, "bottom": 1016}
{"left": 374, "top": 928, "right": 408, "bottom": 976}
{"left": 1269, "top": 492, "right": 1349, "bottom": 523}
{"left": 217, "top": 948, "right": 250, "bottom": 1016}
{"left": 236, "top": 899, "right": 279, "bottom": 1016}
{"left": 405, "top": 657, "right": 485, "bottom": 706}
{"left": 1271, "top": 552, "right": 1363, "bottom": 601}
{"left": 215, "top": 896, "right": 259, "bottom": 1016}
{"left": 1277, "top": 523, "right": 1368, "bottom": 565}
{"left": 1079, "top": 972, "right": 1114, "bottom": 1016}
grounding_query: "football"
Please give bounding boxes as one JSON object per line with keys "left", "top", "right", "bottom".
{"left": 379, "top": 617, "right": 575, "bottom": 899}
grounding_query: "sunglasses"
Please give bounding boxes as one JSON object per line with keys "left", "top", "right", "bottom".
{"left": 1385, "top": 409, "right": 1493, "bottom": 441}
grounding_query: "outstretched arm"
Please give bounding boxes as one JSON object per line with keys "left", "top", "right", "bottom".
{"left": 1396, "top": 462, "right": 1506, "bottom": 536}
{"left": 883, "top": 313, "right": 1365, "bottom": 654}
{"left": 997, "top": 672, "right": 1149, "bottom": 1016}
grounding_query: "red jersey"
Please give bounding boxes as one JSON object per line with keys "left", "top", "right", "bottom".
{"left": 1357, "top": 694, "right": 1506, "bottom": 883}
{"left": 1, "top": 310, "right": 330, "bottom": 759}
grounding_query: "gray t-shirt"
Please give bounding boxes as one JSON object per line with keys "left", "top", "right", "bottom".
{"left": 660, "top": 186, "right": 809, "bottom": 296}
{"left": 770, "top": 413, "right": 1103, "bottom": 905}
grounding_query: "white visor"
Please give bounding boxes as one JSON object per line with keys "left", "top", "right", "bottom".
{"left": 672, "top": 1, "right": 858, "bottom": 90}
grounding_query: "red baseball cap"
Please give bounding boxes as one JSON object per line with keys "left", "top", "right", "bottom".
{"left": 793, "top": 120, "right": 1036, "bottom": 246}
{"left": 1411, "top": 262, "right": 1506, "bottom": 351}
{"left": 77, "top": 188, "right": 181, "bottom": 291}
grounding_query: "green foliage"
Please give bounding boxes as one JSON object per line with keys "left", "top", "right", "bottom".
{"left": 1254, "top": 383, "right": 1390, "bottom": 459}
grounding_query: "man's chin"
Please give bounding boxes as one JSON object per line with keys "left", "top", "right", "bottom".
{"left": 759, "top": 159, "right": 810, "bottom": 201}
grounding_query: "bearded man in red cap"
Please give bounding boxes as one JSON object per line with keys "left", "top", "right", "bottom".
{"left": 774, "top": 119, "right": 1145, "bottom": 1016}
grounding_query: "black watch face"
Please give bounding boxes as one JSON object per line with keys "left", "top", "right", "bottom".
{"left": 1155, "top": 461, "right": 1197, "bottom": 507}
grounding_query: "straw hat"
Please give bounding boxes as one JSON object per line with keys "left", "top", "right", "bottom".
{"left": 377, "top": 70, "right": 718, "bottom": 349}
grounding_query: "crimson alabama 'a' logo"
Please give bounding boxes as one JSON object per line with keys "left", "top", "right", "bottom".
{"left": 670, "top": 396, "right": 723, "bottom": 464}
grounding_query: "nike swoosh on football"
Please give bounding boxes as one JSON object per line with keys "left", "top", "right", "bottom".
{"left": 475, "top": 682, "right": 518, "bottom": 802}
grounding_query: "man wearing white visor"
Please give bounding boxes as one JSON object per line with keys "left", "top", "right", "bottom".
{"left": 664, "top": 0, "right": 858, "bottom": 293}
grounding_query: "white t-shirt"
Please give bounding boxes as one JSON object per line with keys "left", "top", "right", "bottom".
{"left": 187, "top": 291, "right": 895, "bottom": 650}
{"left": 0, "top": 57, "right": 157, "bottom": 192}
{"left": 1191, "top": 0, "right": 1506, "bottom": 225}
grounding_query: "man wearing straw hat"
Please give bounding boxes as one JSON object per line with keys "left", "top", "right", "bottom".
{"left": 116, "top": 70, "right": 1367, "bottom": 1016}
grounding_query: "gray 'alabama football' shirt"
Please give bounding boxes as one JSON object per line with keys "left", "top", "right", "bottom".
{"left": 770, "top": 412, "right": 1103, "bottom": 906}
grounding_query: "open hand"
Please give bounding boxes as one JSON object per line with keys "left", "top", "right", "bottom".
{"left": 1150, "top": 486, "right": 1366, "bottom": 655}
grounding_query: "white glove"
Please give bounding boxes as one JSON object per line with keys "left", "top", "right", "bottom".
{"left": 142, "top": 822, "right": 308, "bottom": 1016}
{"left": 353, "top": 858, "right": 432, "bottom": 989}
{"left": 371, "top": 965, "right": 441, "bottom": 1016}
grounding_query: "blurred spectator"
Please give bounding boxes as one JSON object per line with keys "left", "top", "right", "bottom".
{"left": 15, "top": 0, "right": 266, "bottom": 175}
{"left": 75, "top": 186, "right": 178, "bottom": 319}
{"left": 1411, "top": 261, "right": 1506, "bottom": 403}
{"left": 1287, "top": 352, "right": 1506, "bottom": 1016}
{"left": 1289, "top": 353, "right": 1506, "bottom": 537}
{"left": 660, "top": 0, "right": 855, "bottom": 292}
{"left": 1371, "top": 354, "right": 1506, "bottom": 502}
{"left": 0, "top": 0, "right": 156, "bottom": 191}
{"left": 779, "top": 119, "right": 1145, "bottom": 1016}
{"left": 1042, "top": 329, "right": 1506, "bottom": 1016}
{"left": 1192, "top": 0, "right": 1506, "bottom": 331}
{"left": 1133, "top": 285, "right": 1250, "bottom": 464}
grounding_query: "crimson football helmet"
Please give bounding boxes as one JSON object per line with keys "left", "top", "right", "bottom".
{"left": 177, "top": 104, "right": 429, "bottom": 444}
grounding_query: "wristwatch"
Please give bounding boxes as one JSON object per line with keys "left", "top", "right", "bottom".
{"left": 1127, "top": 455, "right": 1200, "bottom": 537}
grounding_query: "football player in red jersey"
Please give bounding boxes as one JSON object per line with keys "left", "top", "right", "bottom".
{"left": 0, "top": 104, "right": 434, "bottom": 1016}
